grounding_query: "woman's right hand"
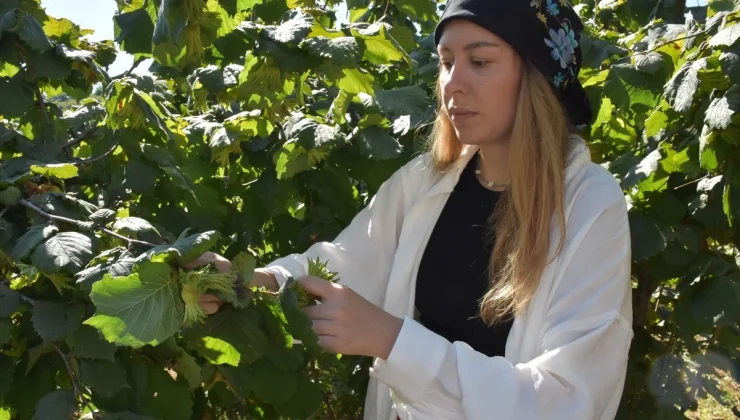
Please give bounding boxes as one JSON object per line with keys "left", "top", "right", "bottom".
{"left": 182, "top": 251, "right": 279, "bottom": 315}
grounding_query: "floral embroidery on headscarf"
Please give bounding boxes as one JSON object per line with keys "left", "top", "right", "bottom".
{"left": 564, "top": 24, "right": 578, "bottom": 49}
{"left": 553, "top": 72, "right": 566, "bottom": 88}
{"left": 544, "top": 28, "right": 576, "bottom": 69}
{"left": 531, "top": 0, "right": 579, "bottom": 90}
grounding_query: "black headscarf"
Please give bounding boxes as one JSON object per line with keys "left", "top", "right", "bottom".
{"left": 434, "top": 0, "right": 593, "bottom": 127}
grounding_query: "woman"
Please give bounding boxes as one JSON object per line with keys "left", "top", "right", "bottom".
{"left": 191, "top": 0, "right": 634, "bottom": 419}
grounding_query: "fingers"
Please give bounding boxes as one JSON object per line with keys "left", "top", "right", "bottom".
{"left": 301, "top": 303, "right": 332, "bottom": 320}
{"left": 310, "top": 319, "right": 333, "bottom": 336}
{"left": 250, "top": 271, "right": 279, "bottom": 291}
{"left": 181, "top": 251, "right": 214, "bottom": 270}
{"left": 200, "top": 301, "right": 220, "bottom": 315}
{"left": 317, "top": 335, "right": 341, "bottom": 354}
{"left": 198, "top": 294, "right": 221, "bottom": 315}
{"left": 297, "top": 275, "right": 340, "bottom": 299}
{"left": 182, "top": 251, "right": 232, "bottom": 272}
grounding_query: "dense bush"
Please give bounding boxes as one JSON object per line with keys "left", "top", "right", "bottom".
{"left": 0, "top": 0, "right": 738, "bottom": 418}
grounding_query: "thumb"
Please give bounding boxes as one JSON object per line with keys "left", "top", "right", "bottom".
{"left": 182, "top": 251, "right": 232, "bottom": 272}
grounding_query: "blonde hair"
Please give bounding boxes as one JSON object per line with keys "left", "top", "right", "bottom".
{"left": 428, "top": 61, "right": 570, "bottom": 326}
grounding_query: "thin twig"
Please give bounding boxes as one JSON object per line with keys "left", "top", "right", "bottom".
{"left": 73, "top": 143, "right": 119, "bottom": 166}
{"left": 100, "top": 227, "right": 157, "bottom": 248}
{"left": 675, "top": 175, "right": 709, "bottom": 190}
{"left": 634, "top": 29, "right": 709, "bottom": 57}
{"left": 53, "top": 343, "right": 97, "bottom": 419}
{"left": 19, "top": 199, "right": 157, "bottom": 248}
{"left": 35, "top": 86, "right": 52, "bottom": 127}
{"left": 647, "top": 0, "right": 662, "bottom": 22}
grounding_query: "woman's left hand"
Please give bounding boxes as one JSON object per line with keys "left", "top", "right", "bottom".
{"left": 298, "top": 275, "right": 404, "bottom": 360}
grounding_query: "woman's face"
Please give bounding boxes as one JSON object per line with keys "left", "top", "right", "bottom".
{"left": 437, "top": 20, "right": 524, "bottom": 146}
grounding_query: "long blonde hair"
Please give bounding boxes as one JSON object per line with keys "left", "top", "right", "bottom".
{"left": 428, "top": 61, "right": 571, "bottom": 326}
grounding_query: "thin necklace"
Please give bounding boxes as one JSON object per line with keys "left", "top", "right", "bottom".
{"left": 474, "top": 152, "right": 509, "bottom": 189}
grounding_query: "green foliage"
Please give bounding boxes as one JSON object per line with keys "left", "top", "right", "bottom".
{"left": 576, "top": 0, "right": 740, "bottom": 417}
{"left": 0, "top": 0, "right": 420, "bottom": 417}
{"left": 1, "top": 0, "right": 738, "bottom": 418}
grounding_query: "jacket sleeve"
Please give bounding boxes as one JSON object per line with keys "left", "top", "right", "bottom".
{"left": 255, "top": 157, "right": 416, "bottom": 306}
{"left": 369, "top": 176, "right": 634, "bottom": 420}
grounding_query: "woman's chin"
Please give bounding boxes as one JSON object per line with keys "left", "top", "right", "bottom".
{"left": 454, "top": 131, "right": 487, "bottom": 146}
{"left": 455, "top": 129, "right": 509, "bottom": 147}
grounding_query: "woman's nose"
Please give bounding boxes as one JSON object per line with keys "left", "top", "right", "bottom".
{"left": 441, "top": 62, "right": 467, "bottom": 97}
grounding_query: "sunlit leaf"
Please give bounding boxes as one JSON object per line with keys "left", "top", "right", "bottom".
{"left": 85, "top": 262, "right": 183, "bottom": 348}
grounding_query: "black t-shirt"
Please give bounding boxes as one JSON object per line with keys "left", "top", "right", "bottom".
{"left": 414, "top": 153, "right": 514, "bottom": 357}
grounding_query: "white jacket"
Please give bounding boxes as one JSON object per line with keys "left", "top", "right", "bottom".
{"left": 258, "top": 135, "right": 634, "bottom": 420}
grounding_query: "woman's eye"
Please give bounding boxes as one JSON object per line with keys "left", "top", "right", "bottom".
{"left": 440, "top": 60, "right": 453, "bottom": 70}
{"left": 471, "top": 59, "right": 488, "bottom": 67}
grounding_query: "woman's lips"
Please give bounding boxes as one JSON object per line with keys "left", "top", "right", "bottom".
{"left": 449, "top": 110, "right": 477, "bottom": 123}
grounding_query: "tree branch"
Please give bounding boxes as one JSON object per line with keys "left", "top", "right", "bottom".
{"left": 19, "top": 199, "right": 157, "bottom": 248}
{"left": 675, "top": 174, "right": 710, "bottom": 190}
{"left": 0, "top": 130, "right": 14, "bottom": 142}
{"left": 53, "top": 343, "right": 98, "bottom": 419}
{"left": 19, "top": 294, "right": 36, "bottom": 305}
{"left": 73, "top": 142, "right": 119, "bottom": 166}
{"left": 63, "top": 126, "right": 104, "bottom": 150}
{"left": 117, "top": 56, "right": 145, "bottom": 79}
{"left": 633, "top": 28, "right": 710, "bottom": 57}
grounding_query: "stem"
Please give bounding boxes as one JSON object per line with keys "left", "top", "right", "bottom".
{"left": 19, "top": 199, "right": 157, "bottom": 248}
{"left": 654, "top": 283, "right": 664, "bottom": 312}
{"left": 123, "top": 56, "right": 145, "bottom": 78}
{"left": 256, "top": 289, "right": 280, "bottom": 297}
{"left": 53, "top": 343, "right": 97, "bottom": 419}
{"left": 633, "top": 265, "right": 659, "bottom": 331}
{"left": 324, "top": 387, "right": 338, "bottom": 420}
{"left": 647, "top": 0, "right": 662, "bottom": 22}
{"left": 380, "top": 0, "right": 390, "bottom": 21}
{"left": 311, "top": 359, "right": 337, "bottom": 420}
{"left": 35, "top": 86, "right": 52, "bottom": 128}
